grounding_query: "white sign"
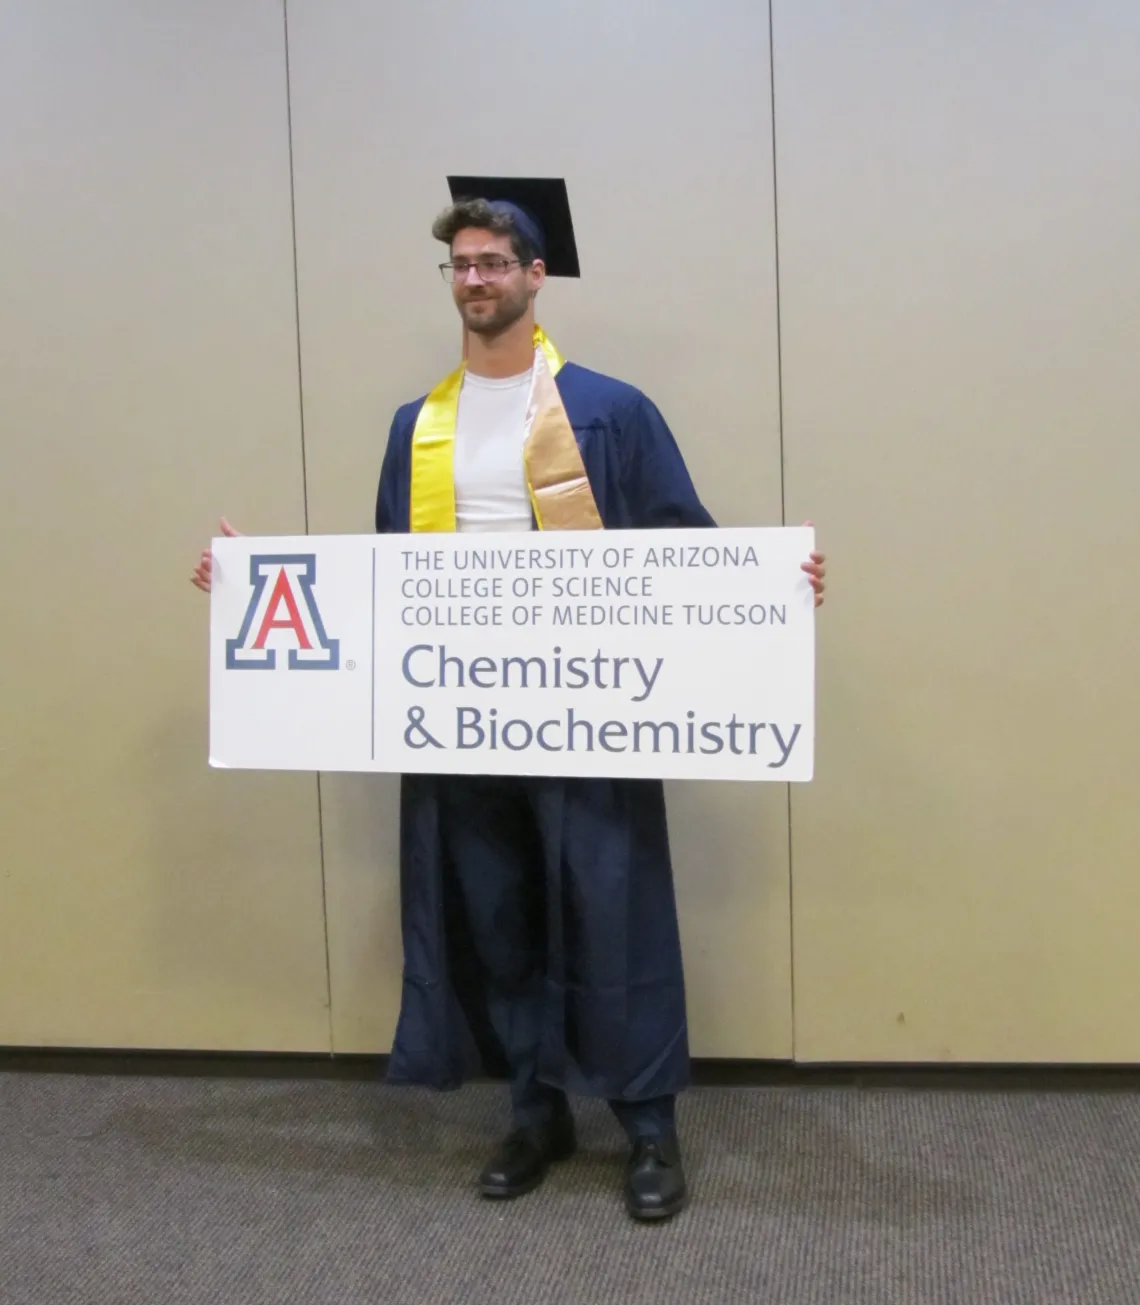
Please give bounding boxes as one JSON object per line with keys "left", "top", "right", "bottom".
{"left": 208, "top": 528, "right": 815, "bottom": 781}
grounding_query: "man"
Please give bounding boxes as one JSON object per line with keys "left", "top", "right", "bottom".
{"left": 193, "top": 177, "right": 826, "bottom": 1222}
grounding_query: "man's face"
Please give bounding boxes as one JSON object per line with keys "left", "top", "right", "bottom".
{"left": 450, "top": 227, "right": 543, "bottom": 337}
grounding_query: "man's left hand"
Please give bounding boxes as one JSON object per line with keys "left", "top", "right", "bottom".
{"left": 800, "top": 521, "right": 827, "bottom": 608}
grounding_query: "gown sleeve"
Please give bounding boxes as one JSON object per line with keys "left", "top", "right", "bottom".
{"left": 374, "top": 410, "right": 410, "bottom": 534}
{"left": 617, "top": 393, "right": 717, "bottom": 529}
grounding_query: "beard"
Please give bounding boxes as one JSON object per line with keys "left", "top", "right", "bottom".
{"left": 458, "top": 286, "right": 531, "bottom": 337}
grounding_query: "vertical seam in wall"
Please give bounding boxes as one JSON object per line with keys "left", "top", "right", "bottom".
{"left": 283, "top": 0, "right": 335, "bottom": 1055}
{"left": 767, "top": 0, "right": 798, "bottom": 1063}
{"left": 768, "top": 5, "right": 787, "bottom": 533}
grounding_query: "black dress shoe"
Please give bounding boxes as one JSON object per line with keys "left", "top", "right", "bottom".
{"left": 625, "top": 1133, "right": 687, "bottom": 1221}
{"left": 479, "top": 1115, "right": 577, "bottom": 1199}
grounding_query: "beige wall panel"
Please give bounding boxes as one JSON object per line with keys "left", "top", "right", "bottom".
{"left": 288, "top": 0, "right": 792, "bottom": 1055}
{"left": 0, "top": 3, "right": 331, "bottom": 1049}
{"left": 775, "top": 3, "right": 1140, "bottom": 1060}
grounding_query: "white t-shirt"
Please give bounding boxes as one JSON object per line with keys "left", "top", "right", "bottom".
{"left": 453, "top": 367, "right": 535, "bottom": 533}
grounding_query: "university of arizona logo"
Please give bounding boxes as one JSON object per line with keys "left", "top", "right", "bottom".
{"left": 226, "top": 554, "right": 340, "bottom": 671}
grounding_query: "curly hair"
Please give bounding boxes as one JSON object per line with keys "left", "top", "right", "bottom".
{"left": 431, "top": 198, "right": 541, "bottom": 265}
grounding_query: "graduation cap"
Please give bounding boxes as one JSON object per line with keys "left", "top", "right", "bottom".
{"left": 445, "top": 175, "right": 580, "bottom": 278}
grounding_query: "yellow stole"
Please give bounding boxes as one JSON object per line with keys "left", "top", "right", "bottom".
{"left": 409, "top": 326, "right": 603, "bottom": 532}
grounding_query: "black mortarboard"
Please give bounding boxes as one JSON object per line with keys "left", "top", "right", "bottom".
{"left": 445, "top": 175, "right": 581, "bottom": 278}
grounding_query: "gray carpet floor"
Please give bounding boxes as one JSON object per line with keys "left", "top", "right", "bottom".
{"left": 2, "top": 1073, "right": 1139, "bottom": 1304}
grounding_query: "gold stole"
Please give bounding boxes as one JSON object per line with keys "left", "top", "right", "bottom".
{"left": 409, "top": 327, "right": 603, "bottom": 532}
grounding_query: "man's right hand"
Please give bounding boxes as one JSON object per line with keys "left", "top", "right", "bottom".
{"left": 190, "top": 518, "right": 241, "bottom": 593}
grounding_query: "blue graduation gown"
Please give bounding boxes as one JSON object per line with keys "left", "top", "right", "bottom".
{"left": 375, "top": 362, "right": 716, "bottom": 1102}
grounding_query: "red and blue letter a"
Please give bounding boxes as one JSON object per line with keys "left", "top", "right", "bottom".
{"left": 226, "top": 554, "right": 340, "bottom": 670}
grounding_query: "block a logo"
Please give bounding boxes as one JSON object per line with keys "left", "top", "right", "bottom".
{"left": 226, "top": 554, "right": 340, "bottom": 671}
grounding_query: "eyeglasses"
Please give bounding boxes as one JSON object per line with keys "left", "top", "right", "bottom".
{"left": 439, "top": 256, "right": 530, "bottom": 284}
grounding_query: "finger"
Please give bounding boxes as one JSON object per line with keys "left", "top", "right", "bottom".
{"left": 220, "top": 517, "right": 242, "bottom": 537}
